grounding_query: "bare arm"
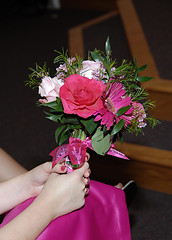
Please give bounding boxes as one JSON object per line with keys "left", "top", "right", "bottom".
{"left": 0, "top": 194, "right": 53, "bottom": 240}
{"left": 0, "top": 173, "right": 31, "bottom": 214}
{"left": 0, "top": 161, "right": 57, "bottom": 214}
{"left": 0, "top": 148, "right": 27, "bottom": 182}
{"left": 0, "top": 162, "right": 90, "bottom": 240}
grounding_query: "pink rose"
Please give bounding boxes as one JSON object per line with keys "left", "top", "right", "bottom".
{"left": 80, "top": 60, "right": 102, "bottom": 79}
{"left": 38, "top": 76, "right": 64, "bottom": 103}
{"left": 59, "top": 74, "right": 106, "bottom": 118}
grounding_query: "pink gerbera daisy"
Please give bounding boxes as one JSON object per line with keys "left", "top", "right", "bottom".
{"left": 94, "top": 82, "right": 133, "bottom": 130}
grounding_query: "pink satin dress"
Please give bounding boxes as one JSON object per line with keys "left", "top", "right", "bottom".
{"left": 0, "top": 180, "right": 131, "bottom": 240}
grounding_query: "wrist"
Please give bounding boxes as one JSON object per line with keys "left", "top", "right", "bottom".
{"left": 20, "top": 171, "right": 35, "bottom": 200}
{"left": 35, "top": 190, "right": 58, "bottom": 221}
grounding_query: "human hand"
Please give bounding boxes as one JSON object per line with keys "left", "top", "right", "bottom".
{"left": 26, "top": 153, "right": 90, "bottom": 198}
{"left": 36, "top": 161, "right": 90, "bottom": 220}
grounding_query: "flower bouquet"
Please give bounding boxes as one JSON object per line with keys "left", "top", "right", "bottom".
{"left": 27, "top": 37, "right": 159, "bottom": 170}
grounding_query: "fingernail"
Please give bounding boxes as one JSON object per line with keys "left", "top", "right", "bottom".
{"left": 61, "top": 165, "right": 67, "bottom": 171}
{"left": 85, "top": 188, "right": 89, "bottom": 195}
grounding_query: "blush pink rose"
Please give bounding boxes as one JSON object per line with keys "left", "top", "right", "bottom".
{"left": 80, "top": 60, "right": 102, "bottom": 79}
{"left": 59, "top": 74, "right": 106, "bottom": 118}
{"left": 38, "top": 76, "right": 64, "bottom": 103}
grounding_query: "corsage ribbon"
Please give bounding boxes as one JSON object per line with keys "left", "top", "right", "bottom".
{"left": 50, "top": 137, "right": 129, "bottom": 169}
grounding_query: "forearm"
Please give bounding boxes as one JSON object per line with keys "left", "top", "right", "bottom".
{"left": 0, "top": 196, "right": 54, "bottom": 240}
{"left": 0, "top": 148, "right": 27, "bottom": 182}
{"left": 0, "top": 173, "right": 31, "bottom": 214}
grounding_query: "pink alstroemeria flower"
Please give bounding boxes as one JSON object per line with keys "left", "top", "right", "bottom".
{"left": 132, "top": 102, "right": 147, "bottom": 128}
{"left": 94, "top": 82, "right": 133, "bottom": 130}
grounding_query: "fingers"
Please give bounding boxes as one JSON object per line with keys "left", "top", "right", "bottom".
{"left": 83, "top": 176, "right": 90, "bottom": 186}
{"left": 83, "top": 177, "right": 90, "bottom": 196}
{"left": 75, "top": 162, "right": 89, "bottom": 176}
{"left": 84, "top": 188, "right": 89, "bottom": 196}
{"left": 80, "top": 161, "right": 90, "bottom": 197}
{"left": 52, "top": 163, "right": 68, "bottom": 174}
{"left": 85, "top": 152, "right": 90, "bottom": 162}
{"left": 38, "top": 161, "right": 67, "bottom": 175}
{"left": 39, "top": 162, "right": 52, "bottom": 174}
{"left": 83, "top": 168, "right": 91, "bottom": 178}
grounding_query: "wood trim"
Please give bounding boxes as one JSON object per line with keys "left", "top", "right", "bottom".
{"left": 145, "top": 78, "right": 172, "bottom": 93}
{"left": 115, "top": 141, "right": 172, "bottom": 168}
{"left": 68, "top": 27, "right": 84, "bottom": 58}
{"left": 117, "top": 0, "right": 172, "bottom": 93}
{"left": 73, "top": 10, "right": 118, "bottom": 29}
{"left": 148, "top": 91, "right": 172, "bottom": 121}
{"left": 68, "top": 11, "right": 118, "bottom": 58}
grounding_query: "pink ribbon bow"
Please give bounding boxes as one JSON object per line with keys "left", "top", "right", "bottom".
{"left": 50, "top": 137, "right": 129, "bottom": 168}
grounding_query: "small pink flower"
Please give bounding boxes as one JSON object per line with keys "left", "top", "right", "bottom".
{"left": 132, "top": 102, "right": 147, "bottom": 128}
{"left": 38, "top": 76, "right": 64, "bottom": 103}
{"left": 94, "top": 82, "right": 133, "bottom": 130}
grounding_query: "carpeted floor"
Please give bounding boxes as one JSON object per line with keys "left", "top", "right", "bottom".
{"left": 129, "top": 187, "right": 172, "bottom": 240}
{"left": 0, "top": 1, "right": 172, "bottom": 239}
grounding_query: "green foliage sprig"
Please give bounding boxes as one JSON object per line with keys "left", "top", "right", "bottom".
{"left": 26, "top": 62, "right": 49, "bottom": 89}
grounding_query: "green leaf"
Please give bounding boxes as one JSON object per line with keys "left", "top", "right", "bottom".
{"left": 137, "top": 76, "right": 154, "bottom": 82}
{"left": 55, "top": 125, "right": 66, "bottom": 143}
{"left": 118, "top": 132, "right": 124, "bottom": 144}
{"left": 63, "top": 117, "right": 80, "bottom": 125}
{"left": 105, "top": 37, "right": 111, "bottom": 56}
{"left": 42, "top": 99, "right": 64, "bottom": 112}
{"left": 111, "top": 119, "right": 125, "bottom": 136}
{"left": 80, "top": 118, "right": 98, "bottom": 135}
{"left": 91, "top": 128, "right": 111, "bottom": 155}
{"left": 116, "top": 105, "right": 132, "bottom": 117}
{"left": 58, "top": 125, "right": 81, "bottom": 144}
{"left": 134, "top": 57, "right": 138, "bottom": 68}
{"left": 59, "top": 130, "right": 69, "bottom": 145}
{"left": 45, "top": 112, "right": 63, "bottom": 122}
{"left": 131, "top": 84, "right": 141, "bottom": 90}
{"left": 119, "top": 135, "right": 124, "bottom": 144}
{"left": 137, "top": 64, "right": 147, "bottom": 72}
{"left": 113, "top": 63, "right": 130, "bottom": 73}
{"left": 90, "top": 51, "right": 101, "bottom": 62}
{"left": 42, "top": 102, "right": 55, "bottom": 108}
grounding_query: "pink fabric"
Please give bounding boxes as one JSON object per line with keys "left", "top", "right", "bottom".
{"left": 0, "top": 180, "right": 131, "bottom": 240}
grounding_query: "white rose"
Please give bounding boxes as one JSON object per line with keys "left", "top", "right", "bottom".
{"left": 38, "top": 76, "right": 64, "bottom": 103}
{"left": 80, "top": 60, "right": 102, "bottom": 79}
